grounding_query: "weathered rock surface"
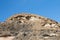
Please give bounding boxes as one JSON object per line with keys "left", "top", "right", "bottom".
{"left": 0, "top": 13, "right": 60, "bottom": 40}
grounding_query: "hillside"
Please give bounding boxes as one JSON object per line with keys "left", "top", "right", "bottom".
{"left": 0, "top": 13, "right": 60, "bottom": 40}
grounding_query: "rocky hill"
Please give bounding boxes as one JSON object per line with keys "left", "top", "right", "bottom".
{"left": 0, "top": 13, "right": 60, "bottom": 40}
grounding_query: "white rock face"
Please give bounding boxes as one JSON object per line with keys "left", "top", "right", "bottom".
{"left": 30, "top": 17, "right": 39, "bottom": 21}
{"left": 0, "top": 36, "right": 15, "bottom": 40}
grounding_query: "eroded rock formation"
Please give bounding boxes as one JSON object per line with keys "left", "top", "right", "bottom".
{"left": 0, "top": 13, "right": 60, "bottom": 40}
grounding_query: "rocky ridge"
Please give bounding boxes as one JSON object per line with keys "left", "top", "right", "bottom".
{"left": 0, "top": 13, "right": 60, "bottom": 40}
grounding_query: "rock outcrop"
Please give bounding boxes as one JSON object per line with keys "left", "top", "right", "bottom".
{"left": 0, "top": 13, "right": 60, "bottom": 40}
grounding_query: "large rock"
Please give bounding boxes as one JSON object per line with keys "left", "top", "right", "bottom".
{"left": 0, "top": 13, "right": 60, "bottom": 40}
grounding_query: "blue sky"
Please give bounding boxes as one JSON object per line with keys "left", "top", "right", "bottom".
{"left": 0, "top": 0, "right": 60, "bottom": 22}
